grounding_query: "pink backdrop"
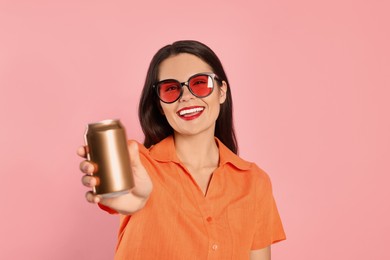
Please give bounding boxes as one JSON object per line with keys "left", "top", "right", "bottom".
{"left": 1, "top": 0, "right": 389, "bottom": 259}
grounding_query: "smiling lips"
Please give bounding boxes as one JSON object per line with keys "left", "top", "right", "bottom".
{"left": 177, "top": 106, "right": 205, "bottom": 120}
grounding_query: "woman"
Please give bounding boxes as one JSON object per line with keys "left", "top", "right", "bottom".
{"left": 79, "top": 40, "right": 286, "bottom": 259}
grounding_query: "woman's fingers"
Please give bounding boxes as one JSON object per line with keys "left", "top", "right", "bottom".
{"left": 78, "top": 145, "right": 102, "bottom": 204}
{"left": 81, "top": 175, "right": 98, "bottom": 187}
{"left": 79, "top": 161, "right": 96, "bottom": 174}
{"left": 85, "top": 191, "right": 101, "bottom": 204}
{"left": 77, "top": 146, "right": 90, "bottom": 158}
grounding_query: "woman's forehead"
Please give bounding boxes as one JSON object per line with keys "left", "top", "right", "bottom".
{"left": 158, "top": 53, "right": 212, "bottom": 81}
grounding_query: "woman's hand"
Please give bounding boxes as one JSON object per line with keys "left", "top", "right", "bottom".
{"left": 78, "top": 140, "right": 153, "bottom": 215}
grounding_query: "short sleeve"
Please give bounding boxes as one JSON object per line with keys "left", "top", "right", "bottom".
{"left": 98, "top": 203, "right": 118, "bottom": 214}
{"left": 251, "top": 166, "right": 286, "bottom": 249}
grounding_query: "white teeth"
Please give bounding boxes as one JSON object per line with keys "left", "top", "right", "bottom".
{"left": 179, "top": 107, "right": 204, "bottom": 116}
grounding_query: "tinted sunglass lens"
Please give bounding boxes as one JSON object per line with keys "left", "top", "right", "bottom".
{"left": 158, "top": 81, "right": 181, "bottom": 103}
{"left": 189, "top": 75, "right": 213, "bottom": 97}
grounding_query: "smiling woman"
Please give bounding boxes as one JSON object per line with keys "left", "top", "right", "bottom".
{"left": 157, "top": 53, "right": 227, "bottom": 138}
{"left": 78, "top": 40, "right": 286, "bottom": 260}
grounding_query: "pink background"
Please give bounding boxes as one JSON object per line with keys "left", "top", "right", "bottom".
{"left": 1, "top": 0, "right": 389, "bottom": 259}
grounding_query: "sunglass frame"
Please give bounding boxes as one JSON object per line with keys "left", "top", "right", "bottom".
{"left": 153, "top": 73, "right": 220, "bottom": 104}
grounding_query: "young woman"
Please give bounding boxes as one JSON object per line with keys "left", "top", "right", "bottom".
{"left": 79, "top": 40, "right": 286, "bottom": 259}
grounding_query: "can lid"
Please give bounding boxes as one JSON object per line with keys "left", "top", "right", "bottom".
{"left": 87, "top": 119, "right": 122, "bottom": 131}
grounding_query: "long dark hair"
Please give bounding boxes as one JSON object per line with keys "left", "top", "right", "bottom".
{"left": 138, "top": 40, "right": 238, "bottom": 154}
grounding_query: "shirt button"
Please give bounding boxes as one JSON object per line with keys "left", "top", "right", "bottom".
{"left": 212, "top": 244, "right": 218, "bottom": 251}
{"left": 206, "top": 216, "right": 213, "bottom": 222}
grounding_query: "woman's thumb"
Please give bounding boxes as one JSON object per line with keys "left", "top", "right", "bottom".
{"left": 128, "top": 140, "right": 141, "bottom": 168}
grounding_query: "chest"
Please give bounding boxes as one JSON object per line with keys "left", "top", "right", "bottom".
{"left": 185, "top": 165, "right": 216, "bottom": 195}
{"left": 122, "top": 165, "right": 258, "bottom": 259}
{"left": 152, "top": 163, "right": 256, "bottom": 217}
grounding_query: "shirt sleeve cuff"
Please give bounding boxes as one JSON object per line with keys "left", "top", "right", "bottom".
{"left": 98, "top": 203, "right": 118, "bottom": 214}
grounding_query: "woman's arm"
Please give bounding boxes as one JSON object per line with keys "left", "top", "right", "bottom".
{"left": 250, "top": 246, "right": 271, "bottom": 260}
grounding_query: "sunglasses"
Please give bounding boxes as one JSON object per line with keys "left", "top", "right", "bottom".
{"left": 154, "top": 73, "right": 220, "bottom": 104}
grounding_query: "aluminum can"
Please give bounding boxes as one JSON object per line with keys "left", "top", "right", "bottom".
{"left": 84, "top": 119, "right": 134, "bottom": 198}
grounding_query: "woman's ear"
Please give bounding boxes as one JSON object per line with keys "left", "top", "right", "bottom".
{"left": 219, "top": 81, "right": 228, "bottom": 104}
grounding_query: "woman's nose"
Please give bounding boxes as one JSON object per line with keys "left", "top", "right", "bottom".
{"left": 179, "top": 84, "right": 195, "bottom": 102}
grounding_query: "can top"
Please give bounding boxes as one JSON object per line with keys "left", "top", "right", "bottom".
{"left": 86, "top": 119, "right": 123, "bottom": 131}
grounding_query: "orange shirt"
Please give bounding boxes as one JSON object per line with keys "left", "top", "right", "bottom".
{"left": 104, "top": 136, "right": 285, "bottom": 259}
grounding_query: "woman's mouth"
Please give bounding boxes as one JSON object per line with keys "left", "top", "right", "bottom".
{"left": 177, "top": 106, "right": 205, "bottom": 120}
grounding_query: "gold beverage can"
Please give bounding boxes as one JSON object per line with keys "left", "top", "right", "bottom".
{"left": 84, "top": 119, "right": 134, "bottom": 198}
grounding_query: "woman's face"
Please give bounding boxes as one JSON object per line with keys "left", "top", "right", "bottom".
{"left": 157, "top": 53, "right": 227, "bottom": 137}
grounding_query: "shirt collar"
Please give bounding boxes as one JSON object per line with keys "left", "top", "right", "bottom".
{"left": 149, "top": 136, "right": 251, "bottom": 171}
